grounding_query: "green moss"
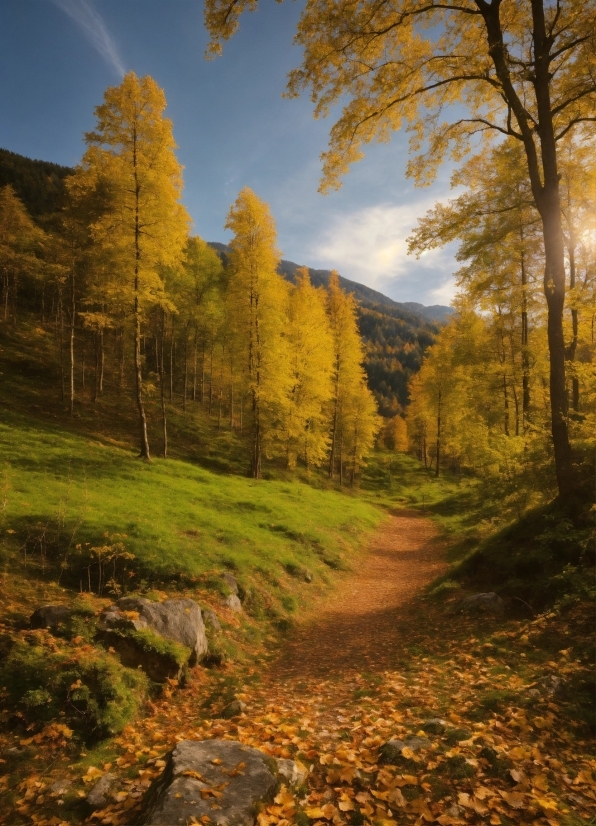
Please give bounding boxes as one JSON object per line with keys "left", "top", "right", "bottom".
{"left": 110, "top": 627, "right": 191, "bottom": 667}
{"left": 0, "top": 637, "right": 148, "bottom": 740}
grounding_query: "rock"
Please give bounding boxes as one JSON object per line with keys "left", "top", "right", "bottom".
{"left": 380, "top": 736, "right": 431, "bottom": 763}
{"left": 49, "top": 779, "right": 72, "bottom": 797}
{"left": 98, "top": 630, "right": 186, "bottom": 683}
{"left": 87, "top": 773, "right": 116, "bottom": 809}
{"left": 422, "top": 718, "right": 447, "bottom": 735}
{"left": 539, "top": 674, "right": 563, "bottom": 697}
{"left": 224, "top": 594, "right": 243, "bottom": 612}
{"left": 30, "top": 605, "right": 71, "bottom": 629}
{"left": 203, "top": 609, "right": 222, "bottom": 633}
{"left": 102, "top": 597, "right": 208, "bottom": 665}
{"left": 445, "top": 804, "right": 466, "bottom": 818}
{"left": 137, "top": 739, "right": 278, "bottom": 826}
{"left": 460, "top": 592, "right": 505, "bottom": 615}
{"left": 222, "top": 573, "right": 239, "bottom": 595}
{"left": 221, "top": 699, "right": 247, "bottom": 719}
{"left": 276, "top": 758, "right": 308, "bottom": 788}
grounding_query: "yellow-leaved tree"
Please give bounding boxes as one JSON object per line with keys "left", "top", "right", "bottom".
{"left": 326, "top": 272, "right": 380, "bottom": 483}
{"left": 225, "top": 188, "right": 291, "bottom": 477}
{"left": 80, "top": 72, "right": 190, "bottom": 459}
{"left": 204, "top": 0, "right": 596, "bottom": 499}
{"left": 285, "top": 268, "right": 334, "bottom": 470}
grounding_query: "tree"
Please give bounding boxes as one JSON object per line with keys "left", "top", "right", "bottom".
{"left": 0, "top": 185, "right": 44, "bottom": 324}
{"left": 81, "top": 72, "right": 189, "bottom": 459}
{"left": 326, "top": 272, "right": 377, "bottom": 482}
{"left": 204, "top": 0, "right": 596, "bottom": 498}
{"left": 225, "top": 188, "right": 291, "bottom": 477}
{"left": 285, "top": 268, "right": 334, "bottom": 470}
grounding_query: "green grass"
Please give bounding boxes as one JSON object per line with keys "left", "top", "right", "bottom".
{"left": 0, "top": 409, "right": 384, "bottom": 591}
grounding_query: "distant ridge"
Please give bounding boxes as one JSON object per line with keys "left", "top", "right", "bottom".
{"left": 0, "top": 147, "right": 73, "bottom": 217}
{"left": 208, "top": 242, "right": 454, "bottom": 324}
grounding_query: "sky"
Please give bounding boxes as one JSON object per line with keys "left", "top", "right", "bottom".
{"left": 0, "top": 0, "right": 461, "bottom": 306}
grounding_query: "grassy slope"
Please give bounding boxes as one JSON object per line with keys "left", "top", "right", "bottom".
{"left": 0, "top": 409, "right": 384, "bottom": 598}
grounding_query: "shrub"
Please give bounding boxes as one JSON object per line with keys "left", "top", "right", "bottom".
{"left": 0, "top": 633, "right": 148, "bottom": 741}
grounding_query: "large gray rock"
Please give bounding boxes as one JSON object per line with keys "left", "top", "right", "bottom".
{"left": 222, "top": 573, "right": 239, "bottom": 595}
{"left": 30, "top": 605, "right": 71, "bottom": 629}
{"left": 460, "top": 592, "right": 505, "bottom": 615}
{"left": 137, "top": 740, "right": 278, "bottom": 826}
{"left": 224, "top": 594, "right": 243, "bottom": 612}
{"left": 275, "top": 759, "right": 308, "bottom": 788}
{"left": 203, "top": 609, "right": 222, "bottom": 633}
{"left": 102, "top": 597, "right": 208, "bottom": 665}
{"left": 87, "top": 773, "right": 117, "bottom": 809}
{"left": 380, "top": 736, "right": 431, "bottom": 764}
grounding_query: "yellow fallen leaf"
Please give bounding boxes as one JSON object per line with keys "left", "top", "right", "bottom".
{"left": 305, "top": 808, "right": 326, "bottom": 819}
{"left": 499, "top": 790, "right": 525, "bottom": 809}
{"left": 532, "top": 774, "right": 549, "bottom": 791}
{"left": 338, "top": 800, "right": 355, "bottom": 812}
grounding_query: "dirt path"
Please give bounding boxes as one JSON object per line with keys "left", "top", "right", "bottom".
{"left": 271, "top": 510, "right": 447, "bottom": 680}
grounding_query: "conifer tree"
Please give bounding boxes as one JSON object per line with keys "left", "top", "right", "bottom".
{"left": 285, "top": 268, "right": 334, "bottom": 470}
{"left": 81, "top": 72, "right": 189, "bottom": 460}
{"left": 225, "top": 188, "right": 290, "bottom": 477}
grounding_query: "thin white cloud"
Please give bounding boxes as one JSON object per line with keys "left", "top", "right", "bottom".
{"left": 52, "top": 0, "right": 125, "bottom": 77}
{"left": 310, "top": 200, "right": 455, "bottom": 286}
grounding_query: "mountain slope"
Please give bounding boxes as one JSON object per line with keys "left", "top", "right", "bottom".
{"left": 0, "top": 147, "right": 73, "bottom": 217}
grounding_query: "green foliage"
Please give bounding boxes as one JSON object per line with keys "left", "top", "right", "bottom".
{"left": 115, "top": 627, "right": 191, "bottom": 668}
{"left": 0, "top": 635, "right": 148, "bottom": 740}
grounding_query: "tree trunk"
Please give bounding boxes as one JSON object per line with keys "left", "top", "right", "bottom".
{"left": 435, "top": 387, "right": 441, "bottom": 478}
{"left": 183, "top": 321, "right": 190, "bottom": 411}
{"left": 192, "top": 329, "right": 198, "bottom": 402}
{"left": 133, "top": 127, "right": 150, "bottom": 461}
{"left": 160, "top": 309, "right": 168, "bottom": 458}
{"left": 69, "top": 267, "right": 75, "bottom": 415}
{"left": 328, "top": 356, "right": 341, "bottom": 479}
{"left": 169, "top": 317, "right": 175, "bottom": 403}
{"left": 59, "top": 292, "right": 65, "bottom": 402}
{"left": 209, "top": 342, "right": 214, "bottom": 415}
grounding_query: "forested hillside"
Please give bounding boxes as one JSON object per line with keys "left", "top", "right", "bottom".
{"left": 0, "top": 147, "right": 443, "bottom": 421}
{"left": 0, "top": 147, "right": 73, "bottom": 217}
{"left": 210, "top": 242, "right": 441, "bottom": 415}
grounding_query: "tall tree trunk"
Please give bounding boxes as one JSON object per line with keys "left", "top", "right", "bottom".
{"left": 69, "top": 266, "right": 75, "bottom": 415}
{"left": 81, "top": 337, "right": 85, "bottom": 391}
{"left": 133, "top": 126, "right": 151, "bottom": 461}
{"left": 192, "top": 329, "right": 198, "bottom": 402}
{"left": 565, "top": 240, "right": 579, "bottom": 411}
{"left": 435, "top": 387, "right": 442, "bottom": 478}
{"left": 200, "top": 343, "right": 205, "bottom": 404}
{"left": 484, "top": 0, "right": 574, "bottom": 497}
{"left": 229, "top": 355, "right": 234, "bottom": 431}
{"left": 183, "top": 321, "right": 190, "bottom": 411}
{"left": 59, "top": 292, "right": 65, "bottom": 402}
{"left": 209, "top": 342, "right": 215, "bottom": 415}
{"left": 169, "top": 317, "right": 175, "bottom": 403}
{"left": 93, "top": 333, "right": 99, "bottom": 403}
{"left": 328, "top": 356, "right": 341, "bottom": 479}
{"left": 160, "top": 309, "right": 168, "bottom": 458}
{"left": 520, "top": 232, "right": 531, "bottom": 425}
{"left": 99, "top": 328, "right": 104, "bottom": 395}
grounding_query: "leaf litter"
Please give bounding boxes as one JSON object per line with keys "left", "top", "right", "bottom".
{"left": 0, "top": 513, "right": 593, "bottom": 826}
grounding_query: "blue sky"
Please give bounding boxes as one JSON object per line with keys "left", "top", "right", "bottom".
{"left": 0, "top": 0, "right": 459, "bottom": 305}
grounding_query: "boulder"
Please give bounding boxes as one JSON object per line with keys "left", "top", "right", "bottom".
{"left": 101, "top": 597, "right": 208, "bottom": 665}
{"left": 137, "top": 739, "right": 278, "bottom": 826}
{"left": 224, "top": 594, "right": 243, "bottom": 612}
{"left": 221, "top": 699, "right": 247, "bottom": 719}
{"left": 460, "top": 592, "right": 505, "bottom": 615}
{"left": 30, "top": 605, "right": 71, "bottom": 629}
{"left": 87, "top": 773, "right": 117, "bottom": 809}
{"left": 276, "top": 758, "right": 308, "bottom": 788}
{"left": 222, "top": 573, "right": 239, "bottom": 595}
{"left": 421, "top": 718, "right": 447, "bottom": 735}
{"left": 203, "top": 609, "right": 222, "bottom": 633}
{"left": 49, "top": 779, "right": 72, "bottom": 798}
{"left": 97, "top": 631, "right": 187, "bottom": 683}
{"left": 380, "top": 736, "right": 431, "bottom": 764}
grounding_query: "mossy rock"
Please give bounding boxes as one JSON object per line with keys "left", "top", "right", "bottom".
{"left": 97, "top": 627, "right": 191, "bottom": 683}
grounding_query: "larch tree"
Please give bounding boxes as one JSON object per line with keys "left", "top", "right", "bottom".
{"left": 204, "top": 0, "right": 596, "bottom": 499}
{"left": 81, "top": 72, "right": 190, "bottom": 460}
{"left": 285, "top": 268, "right": 334, "bottom": 470}
{"left": 326, "top": 272, "right": 376, "bottom": 482}
{"left": 225, "top": 188, "right": 291, "bottom": 478}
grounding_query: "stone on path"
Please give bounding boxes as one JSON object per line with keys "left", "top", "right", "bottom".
{"left": 275, "top": 758, "right": 308, "bottom": 788}
{"left": 380, "top": 736, "right": 431, "bottom": 764}
{"left": 460, "top": 592, "right": 505, "bottom": 615}
{"left": 137, "top": 740, "right": 278, "bottom": 826}
{"left": 422, "top": 718, "right": 447, "bottom": 735}
{"left": 87, "top": 773, "right": 117, "bottom": 809}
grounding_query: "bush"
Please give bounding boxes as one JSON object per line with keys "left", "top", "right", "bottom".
{"left": 0, "top": 632, "right": 149, "bottom": 741}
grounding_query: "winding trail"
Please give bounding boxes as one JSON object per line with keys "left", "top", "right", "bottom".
{"left": 271, "top": 510, "right": 447, "bottom": 680}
